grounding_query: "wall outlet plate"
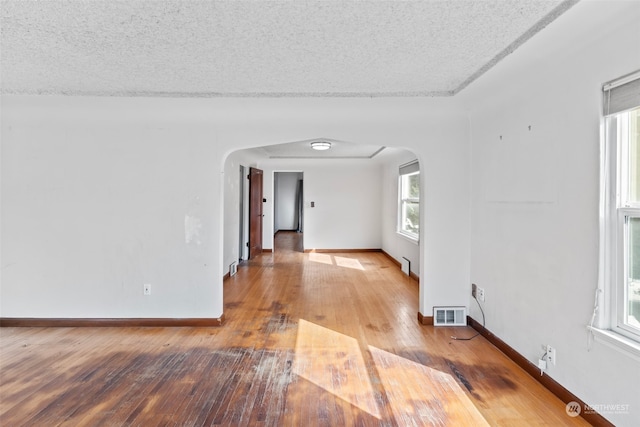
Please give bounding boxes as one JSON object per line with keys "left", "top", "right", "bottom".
{"left": 546, "top": 345, "right": 556, "bottom": 365}
{"left": 144, "top": 284, "right": 151, "bottom": 295}
{"left": 538, "top": 358, "right": 547, "bottom": 370}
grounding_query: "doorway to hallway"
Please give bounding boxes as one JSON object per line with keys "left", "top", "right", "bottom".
{"left": 274, "top": 230, "right": 304, "bottom": 253}
{"left": 274, "top": 171, "right": 304, "bottom": 252}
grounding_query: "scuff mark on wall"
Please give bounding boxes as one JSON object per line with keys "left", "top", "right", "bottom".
{"left": 185, "top": 196, "right": 203, "bottom": 246}
{"left": 185, "top": 215, "right": 202, "bottom": 245}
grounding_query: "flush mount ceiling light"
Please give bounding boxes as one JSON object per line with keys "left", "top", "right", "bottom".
{"left": 311, "top": 141, "right": 332, "bottom": 151}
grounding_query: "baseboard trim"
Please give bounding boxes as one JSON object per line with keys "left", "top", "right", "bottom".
{"left": 381, "top": 250, "right": 401, "bottom": 267}
{"left": 381, "top": 250, "right": 419, "bottom": 281}
{"left": 0, "top": 316, "right": 225, "bottom": 328}
{"left": 304, "top": 248, "right": 382, "bottom": 253}
{"left": 417, "top": 312, "right": 434, "bottom": 325}
{"left": 467, "top": 316, "right": 614, "bottom": 427}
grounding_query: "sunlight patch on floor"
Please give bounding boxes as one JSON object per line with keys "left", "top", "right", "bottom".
{"left": 308, "top": 253, "right": 365, "bottom": 270}
{"left": 308, "top": 253, "right": 333, "bottom": 265}
{"left": 334, "top": 256, "right": 364, "bottom": 270}
{"left": 293, "top": 319, "right": 489, "bottom": 425}
{"left": 293, "top": 319, "right": 381, "bottom": 419}
{"left": 368, "top": 346, "right": 490, "bottom": 426}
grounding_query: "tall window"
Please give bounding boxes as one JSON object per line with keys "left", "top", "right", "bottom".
{"left": 398, "top": 160, "right": 419, "bottom": 241}
{"left": 602, "top": 71, "right": 640, "bottom": 342}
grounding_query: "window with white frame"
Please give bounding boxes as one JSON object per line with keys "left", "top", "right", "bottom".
{"left": 398, "top": 160, "right": 419, "bottom": 241}
{"left": 602, "top": 70, "right": 640, "bottom": 343}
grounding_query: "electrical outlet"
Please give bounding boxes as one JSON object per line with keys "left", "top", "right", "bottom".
{"left": 477, "top": 287, "right": 485, "bottom": 302}
{"left": 546, "top": 345, "right": 556, "bottom": 365}
{"left": 144, "top": 284, "right": 151, "bottom": 295}
{"left": 471, "top": 283, "right": 477, "bottom": 298}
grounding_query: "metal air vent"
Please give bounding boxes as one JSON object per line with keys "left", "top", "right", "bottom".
{"left": 433, "top": 306, "right": 467, "bottom": 326}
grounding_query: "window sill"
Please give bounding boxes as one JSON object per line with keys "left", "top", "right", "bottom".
{"left": 396, "top": 231, "right": 419, "bottom": 245}
{"left": 588, "top": 326, "right": 640, "bottom": 362}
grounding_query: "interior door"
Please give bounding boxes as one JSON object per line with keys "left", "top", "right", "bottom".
{"left": 248, "top": 167, "right": 263, "bottom": 259}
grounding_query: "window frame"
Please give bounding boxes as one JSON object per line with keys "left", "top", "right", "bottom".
{"left": 397, "top": 170, "right": 420, "bottom": 243}
{"left": 601, "top": 103, "right": 640, "bottom": 345}
{"left": 617, "top": 109, "right": 640, "bottom": 340}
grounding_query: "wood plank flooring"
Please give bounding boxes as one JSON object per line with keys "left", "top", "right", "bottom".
{"left": 0, "top": 232, "right": 589, "bottom": 426}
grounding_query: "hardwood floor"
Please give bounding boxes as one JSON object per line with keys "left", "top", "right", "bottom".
{"left": 0, "top": 232, "right": 588, "bottom": 426}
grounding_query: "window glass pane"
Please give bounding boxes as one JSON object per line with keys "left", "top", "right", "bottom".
{"left": 627, "top": 217, "right": 640, "bottom": 329}
{"left": 402, "top": 201, "right": 419, "bottom": 234}
{"left": 627, "top": 108, "right": 640, "bottom": 203}
{"left": 399, "top": 172, "right": 419, "bottom": 238}
{"left": 406, "top": 173, "right": 420, "bottom": 199}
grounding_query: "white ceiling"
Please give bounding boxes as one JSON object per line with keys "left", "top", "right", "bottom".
{"left": 258, "top": 138, "right": 386, "bottom": 159}
{"left": 1, "top": 0, "right": 577, "bottom": 98}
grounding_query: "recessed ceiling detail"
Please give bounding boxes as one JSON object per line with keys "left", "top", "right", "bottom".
{"left": 0, "top": 0, "right": 577, "bottom": 98}
{"left": 263, "top": 138, "right": 385, "bottom": 159}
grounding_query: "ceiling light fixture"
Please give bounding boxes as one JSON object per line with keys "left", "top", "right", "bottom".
{"left": 311, "top": 141, "right": 332, "bottom": 151}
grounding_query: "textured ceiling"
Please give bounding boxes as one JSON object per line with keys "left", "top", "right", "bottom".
{"left": 0, "top": 0, "right": 578, "bottom": 98}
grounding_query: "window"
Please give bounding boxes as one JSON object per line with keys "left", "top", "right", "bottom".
{"left": 601, "top": 71, "right": 640, "bottom": 343}
{"left": 398, "top": 160, "right": 419, "bottom": 241}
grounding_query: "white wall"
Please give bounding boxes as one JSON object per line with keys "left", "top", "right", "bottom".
{"left": 380, "top": 148, "right": 420, "bottom": 276}
{"left": 415, "top": 114, "right": 471, "bottom": 313}
{"left": 259, "top": 159, "right": 383, "bottom": 251}
{"left": 460, "top": 1, "right": 640, "bottom": 425}
{"left": 274, "top": 172, "right": 302, "bottom": 232}
{"left": 1, "top": 99, "right": 222, "bottom": 318}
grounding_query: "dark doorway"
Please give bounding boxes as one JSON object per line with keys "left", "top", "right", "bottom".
{"left": 248, "top": 167, "right": 263, "bottom": 259}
